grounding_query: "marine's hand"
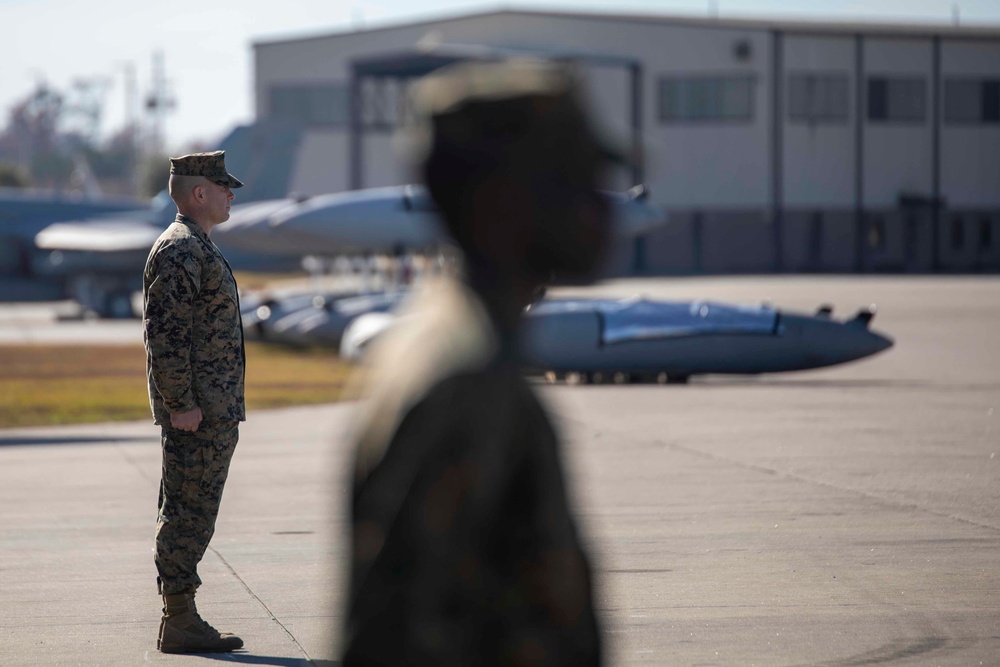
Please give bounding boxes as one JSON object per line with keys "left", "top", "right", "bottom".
{"left": 170, "top": 407, "right": 203, "bottom": 432}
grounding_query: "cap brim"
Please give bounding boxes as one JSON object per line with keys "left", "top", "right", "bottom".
{"left": 215, "top": 174, "right": 244, "bottom": 188}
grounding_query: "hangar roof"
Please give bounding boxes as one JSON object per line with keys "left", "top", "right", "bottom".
{"left": 253, "top": 8, "right": 1000, "bottom": 48}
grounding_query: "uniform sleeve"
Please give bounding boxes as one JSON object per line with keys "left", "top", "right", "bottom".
{"left": 144, "top": 242, "right": 202, "bottom": 414}
{"left": 501, "top": 393, "right": 602, "bottom": 666}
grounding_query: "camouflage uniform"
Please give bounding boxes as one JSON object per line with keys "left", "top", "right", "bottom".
{"left": 344, "top": 278, "right": 602, "bottom": 666}
{"left": 143, "top": 213, "right": 245, "bottom": 595}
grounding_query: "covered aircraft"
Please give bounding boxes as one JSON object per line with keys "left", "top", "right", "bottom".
{"left": 0, "top": 188, "right": 148, "bottom": 301}
{"left": 242, "top": 289, "right": 410, "bottom": 348}
{"left": 338, "top": 295, "right": 894, "bottom": 382}
{"left": 0, "top": 188, "right": 165, "bottom": 312}
{"left": 28, "top": 192, "right": 178, "bottom": 316}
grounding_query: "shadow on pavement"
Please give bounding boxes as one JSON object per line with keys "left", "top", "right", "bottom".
{"left": 0, "top": 435, "right": 156, "bottom": 448}
{"left": 196, "top": 655, "right": 339, "bottom": 666}
{"left": 704, "top": 378, "right": 1000, "bottom": 391}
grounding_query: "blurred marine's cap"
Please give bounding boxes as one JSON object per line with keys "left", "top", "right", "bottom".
{"left": 404, "top": 59, "right": 629, "bottom": 169}
{"left": 169, "top": 150, "right": 244, "bottom": 188}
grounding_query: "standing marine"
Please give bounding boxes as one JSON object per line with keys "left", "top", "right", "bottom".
{"left": 343, "top": 60, "right": 617, "bottom": 665}
{"left": 143, "top": 150, "right": 247, "bottom": 654}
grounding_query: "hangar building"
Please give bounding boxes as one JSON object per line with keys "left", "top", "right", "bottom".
{"left": 243, "top": 9, "right": 1000, "bottom": 273}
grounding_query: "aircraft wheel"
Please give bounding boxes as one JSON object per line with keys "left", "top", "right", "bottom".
{"left": 565, "top": 372, "right": 586, "bottom": 385}
{"left": 612, "top": 372, "right": 630, "bottom": 384}
{"left": 589, "top": 371, "right": 607, "bottom": 385}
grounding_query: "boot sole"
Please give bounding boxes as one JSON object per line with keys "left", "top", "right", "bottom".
{"left": 159, "top": 641, "right": 244, "bottom": 654}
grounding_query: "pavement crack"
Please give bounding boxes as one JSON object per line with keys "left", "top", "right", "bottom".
{"left": 115, "top": 441, "right": 158, "bottom": 486}
{"left": 115, "top": 438, "right": 322, "bottom": 663}
{"left": 558, "top": 411, "right": 1000, "bottom": 535}
{"left": 209, "top": 545, "right": 318, "bottom": 664}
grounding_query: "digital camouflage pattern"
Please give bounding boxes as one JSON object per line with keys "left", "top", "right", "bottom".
{"left": 169, "top": 150, "right": 244, "bottom": 189}
{"left": 344, "top": 278, "right": 602, "bottom": 666}
{"left": 144, "top": 213, "right": 245, "bottom": 597}
{"left": 143, "top": 214, "right": 245, "bottom": 425}
{"left": 155, "top": 422, "right": 239, "bottom": 595}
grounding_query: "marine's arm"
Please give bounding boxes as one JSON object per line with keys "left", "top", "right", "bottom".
{"left": 346, "top": 376, "right": 501, "bottom": 664}
{"left": 144, "top": 241, "right": 202, "bottom": 429}
{"left": 501, "top": 387, "right": 602, "bottom": 665}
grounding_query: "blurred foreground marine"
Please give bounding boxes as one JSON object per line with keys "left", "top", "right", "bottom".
{"left": 344, "top": 61, "right": 617, "bottom": 665}
{"left": 143, "top": 150, "right": 246, "bottom": 654}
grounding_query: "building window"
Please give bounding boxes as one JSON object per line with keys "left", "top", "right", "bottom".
{"left": 269, "top": 84, "right": 350, "bottom": 127}
{"left": 658, "top": 75, "right": 755, "bottom": 122}
{"left": 868, "top": 77, "right": 926, "bottom": 123}
{"left": 944, "top": 79, "right": 1000, "bottom": 124}
{"left": 788, "top": 73, "right": 849, "bottom": 123}
{"left": 357, "top": 78, "right": 414, "bottom": 129}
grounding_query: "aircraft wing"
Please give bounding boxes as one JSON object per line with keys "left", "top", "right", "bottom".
{"left": 213, "top": 197, "right": 322, "bottom": 257}
{"left": 34, "top": 219, "right": 164, "bottom": 253}
{"left": 250, "top": 184, "right": 665, "bottom": 257}
{"left": 267, "top": 185, "right": 442, "bottom": 254}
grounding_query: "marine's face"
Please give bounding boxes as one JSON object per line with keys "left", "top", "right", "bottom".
{"left": 520, "top": 123, "right": 612, "bottom": 279}
{"left": 202, "top": 180, "right": 235, "bottom": 225}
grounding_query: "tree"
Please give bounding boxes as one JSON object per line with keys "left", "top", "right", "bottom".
{"left": 0, "top": 75, "right": 181, "bottom": 199}
{"left": 139, "top": 153, "right": 170, "bottom": 198}
{"left": 0, "top": 162, "right": 29, "bottom": 188}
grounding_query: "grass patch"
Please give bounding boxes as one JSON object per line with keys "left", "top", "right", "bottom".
{"left": 232, "top": 271, "right": 309, "bottom": 291}
{"left": 0, "top": 343, "right": 359, "bottom": 429}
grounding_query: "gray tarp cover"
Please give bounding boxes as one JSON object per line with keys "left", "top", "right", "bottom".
{"left": 529, "top": 299, "right": 778, "bottom": 344}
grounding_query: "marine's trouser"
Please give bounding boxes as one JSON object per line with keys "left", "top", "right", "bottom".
{"left": 155, "top": 421, "right": 239, "bottom": 596}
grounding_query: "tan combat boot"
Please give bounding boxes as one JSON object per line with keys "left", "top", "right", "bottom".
{"left": 157, "top": 592, "right": 244, "bottom": 653}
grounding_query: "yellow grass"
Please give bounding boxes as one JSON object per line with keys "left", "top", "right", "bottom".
{"left": 0, "top": 343, "right": 359, "bottom": 429}
{"left": 231, "top": 271, "right": 309, "bottom": 291}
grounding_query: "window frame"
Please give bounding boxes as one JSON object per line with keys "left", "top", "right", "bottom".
{"left": 787, "top": 71, "right": 851, "bottom": 125}
{"left": 943, "top": 77, "right": 1000, "bottom": 126}
{"left": 867, "top": 76, "right": 927, "bottom": 125}
{"left": 657, "top": 73, "right": 757, "bottom": 124}
{"left": 268, "top": 83, "right": 351, "bottom": 128}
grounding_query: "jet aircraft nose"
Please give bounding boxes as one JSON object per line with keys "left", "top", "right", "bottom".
{"left": 870, "top": 331, "right": 894, "bottom": 354}
{"left": 779, "top": 313, "right": 894, "bottom": 370}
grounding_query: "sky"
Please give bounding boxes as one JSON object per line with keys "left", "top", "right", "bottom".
{"left": 2, "top": 0, "right": 999, "bottom": 153}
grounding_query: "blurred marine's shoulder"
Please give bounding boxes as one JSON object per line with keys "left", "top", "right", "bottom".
{"left": 351, "top": 277, "right": 500, "bottom": 471}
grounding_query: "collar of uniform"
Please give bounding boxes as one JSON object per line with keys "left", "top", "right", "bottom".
{"left": 175, "top": 213, "right": 214, "bottom": 247}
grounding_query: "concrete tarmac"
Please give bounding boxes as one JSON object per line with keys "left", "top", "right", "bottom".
{"left": 1, "top": 276, "right": 998, "bottom": 666}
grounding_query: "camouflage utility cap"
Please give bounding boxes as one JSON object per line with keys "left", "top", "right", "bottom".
{"left": 169, "top": 150, "right": 243, "bottom": 188}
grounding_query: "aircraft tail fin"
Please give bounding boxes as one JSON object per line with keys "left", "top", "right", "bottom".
{"left": 218, "top": 120, "right": 304, "bottom": 204}
{"left": 848, "top": 304, "right": 877, "bottom": 328}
